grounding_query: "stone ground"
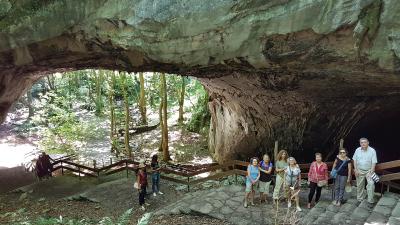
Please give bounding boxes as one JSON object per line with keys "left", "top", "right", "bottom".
{"left": 155, "top": 184, "right": 400, "bottom": 225}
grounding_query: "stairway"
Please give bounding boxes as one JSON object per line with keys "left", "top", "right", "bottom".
{"left": 300, "top": 192, "right": 400, "bottom": 225}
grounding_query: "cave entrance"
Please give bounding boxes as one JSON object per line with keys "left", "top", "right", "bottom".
{"left": 344, "top": 100, "right": 400, "bottom": 163}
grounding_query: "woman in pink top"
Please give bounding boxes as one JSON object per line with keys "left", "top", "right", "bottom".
{"left": 307, "top": 153, "right": 329, "bottom": 208}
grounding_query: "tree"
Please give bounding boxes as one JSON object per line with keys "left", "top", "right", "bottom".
{"left": 160, "top": 73, "right": 170, "bottom": 161}
{"left": 120, "top": 72, "right": 132, "bottom": 158}
{"left": 94, "top": 70, "right": 104, "bottom": 116}
{"left": 107, "top": 71, "right": 117, "bottom": 153}
{"left": 138, "top": 72, "right": 147, "bottom": 125}
{"left": 26, "top": 88, "right": 34, "bottom": 118}
{"left": 178, "top": 76, "right": 186, "bottom": 124}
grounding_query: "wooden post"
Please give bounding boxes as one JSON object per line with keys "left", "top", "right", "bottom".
{"left": 93, "top": 160, "right": 97, "bottom": 169}
{"left": 339, "top": 139, "right": 344, "bottom": 149}
{"left": 110, "top": 158, "right": 112, "bottom": 165}
{"left": 187, "top": 177, "right": 190, "bottom": 192}
{"left": 274, "top": 141, "right": 279, "bottom": 162}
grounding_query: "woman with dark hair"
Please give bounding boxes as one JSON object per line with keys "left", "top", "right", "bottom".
{"left": 151, "top": 154, "right": 163, "bottom": 197}
{"left": 332, "top": 148, "right": 352, "bottom": 206}
{"left": 244, "top": 157, "right": 260, "bottom": 208}
{"left": 272, "top": 150, "right": 289, "bottom": 203}
{"left": 307, "top": 153, "right": 329, "bottom": 209}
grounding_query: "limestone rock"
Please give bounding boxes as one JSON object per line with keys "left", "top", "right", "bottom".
{"left": 1, "top": 1, "right": 400, "bottom": 161}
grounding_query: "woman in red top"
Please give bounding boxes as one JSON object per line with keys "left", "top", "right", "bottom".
{"left": 136, "top": 163, "right": 148, "bottom": 211}
{"left": 307, "top": 153, "right": 329, "bottom": 209}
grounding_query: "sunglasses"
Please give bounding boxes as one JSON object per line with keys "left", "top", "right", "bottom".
{"left": 339, "top": 152, "right": 346, "bottom": 154}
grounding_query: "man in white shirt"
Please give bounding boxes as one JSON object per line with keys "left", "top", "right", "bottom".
{"left": 352, "top": 138, "right": 378, "bottom": 204}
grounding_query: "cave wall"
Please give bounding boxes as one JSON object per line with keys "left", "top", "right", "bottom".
{"left": 1, "top": 0, "right": 400, "bottom": 162}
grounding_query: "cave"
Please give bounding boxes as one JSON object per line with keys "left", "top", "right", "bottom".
{"left": 345, "top": 99, "right": 400, "bottom": 163}
{"left": 1, "top": 0, "right": 400, "bottom": 163}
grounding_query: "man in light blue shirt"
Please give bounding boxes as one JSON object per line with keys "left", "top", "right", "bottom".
{"left": 352, "top": 138, "right": 377, "bottom": 203}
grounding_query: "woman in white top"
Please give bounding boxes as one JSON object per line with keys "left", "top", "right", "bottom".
{"left": 284, "top": 157, "right": 302, "bottom": 212}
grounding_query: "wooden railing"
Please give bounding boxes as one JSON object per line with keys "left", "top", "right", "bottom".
{"left": 50, "top": 157, "right": 400, "bottom": 193}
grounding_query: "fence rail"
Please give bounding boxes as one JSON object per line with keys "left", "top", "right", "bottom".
{"left": 50, "top": 157, "right": 400, "bottom": 192}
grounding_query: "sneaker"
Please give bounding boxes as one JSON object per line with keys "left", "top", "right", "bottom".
{"left": 244, "top": 201, "right": 248, "bottom": 208}
{"left": 153, "top": 193, "right": 157, "bottom": 197}
{"left": 250, "top": 202, "right": 255, "bottom": 206}
{"left": 145, "top": 202, "right": 150, "bottom": 206}
{"left": 296, "top": 206, "right": 302, "bottom": 212}
{"left": 141, "top": 206, "right": 145, "bottom": 211}
{"left": 307, "top": 203, "right": 311, "bottom": 209}
{"left": 158, "top": 191, "right": 164, "bottom": 195}
{"left": 288, "top": 202, "right": 292, "bottom": 208}
{"left": 332, "top": 200, "right": 337, "bottom": 205}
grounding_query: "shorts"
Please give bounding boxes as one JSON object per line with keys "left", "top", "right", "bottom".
{"left": 259, "top": 180, "right": 271, "bottom": 193}
{"left": 245, "top": 180, "right": 258, "bottom": 193}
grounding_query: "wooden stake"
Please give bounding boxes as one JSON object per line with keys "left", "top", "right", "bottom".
{"left": 339, "top": 139, "right": 344, "bottom": 149}
{"left": 274, "top": 141, "right": 279, "bottom": 161}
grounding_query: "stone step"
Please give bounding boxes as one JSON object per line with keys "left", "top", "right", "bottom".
{"left": 364, "top": 192, "right": 399, "bottom": 225}
{"left": 300, "top": 201, "right": 330, "bottom": 225}
{"left": 384, "top": 193, "right": 400, "bottom": 225}
{"left": 347, "top": 200, "right": 376, "bottom": 225}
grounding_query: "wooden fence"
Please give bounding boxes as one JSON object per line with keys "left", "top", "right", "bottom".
{"left": 50, "top": 157, "right": 400, "bottom": 193}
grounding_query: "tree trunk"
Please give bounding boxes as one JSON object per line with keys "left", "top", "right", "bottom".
{"left": 121, "top": 72, "right": 132, "bottom": 158}
{"left": 158, "top": 99, "right": 163, "bottom": 152}
{"left": 95, "top": 70, "right": 103, "bottom": 116}
{"left": 46, "top": 75, "right": 56, "bottom": 91}
{"left": 108, "top": 71, "right": 117, "bottom": 154}
{"left": 27, "top": 88, "right": 34, "bottom": 119}
{"left": 178, "top": 76, "right": 186, "bottom": 124}
{"left": 160, "top": 73, "right": 170, "bottom": 161}
{"left": 138, "top": 72, "right": 147, "bottom": 125}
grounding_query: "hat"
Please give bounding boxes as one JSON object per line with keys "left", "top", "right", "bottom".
{"left": 138, "top": 160, "right": 146, "bottom": 168}
{"left": 345, "top": 183, "right": 352, "bottom": 193}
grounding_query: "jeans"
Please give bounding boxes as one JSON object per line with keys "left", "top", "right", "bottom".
{"left": 152, "top": 173, "right": 160, "bottom": 193}
{"left": 308, "top": 181, "right": 322, "bottom": 203}
{"left": 273, "top": 174, "right": 284, "bottom": 200}
{"left": 334, "top": 175, "right": 347, "bottom": 203}
{"left": 356, "top": 169, "right": 375, "bottom": 203}
{"left": 139, "top": 186, "right": 146, "bottom": 206}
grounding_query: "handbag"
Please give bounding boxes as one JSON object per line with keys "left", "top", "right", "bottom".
{"left": 134, "top": 181, "right": 139, "bottom": 189}
{"left": 317, "top": 180, "right": 328, "bottom": 187}
{"left": 369, "top": 172, "right": 380, "bottom": 183}
{"left": 330, "top": 159, "right": 348, "bottom": 179}
{"left": 313, "top": 162, "right": 328, "bottom": 187}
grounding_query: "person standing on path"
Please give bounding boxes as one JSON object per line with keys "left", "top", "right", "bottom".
{"left": 332, "top": 148, "right": 352, "bottom": 206}
{"left": 136, "top": 162, "right": 149, "bottom": 211}
{"left": 151, "top": 154, "right": 164, "bottom": 197}
{"left": 244, "top": 157, "right": 260, "bottom": 208}
{"left": 284, "top": 157, "right": 302, "bottom": 212}
{"left": 353, "top": 138, "right": 377, "bottom": 204}
{"left": 307, "top": 153, "right": 329, "bottom": 209}
{"left": 272, "top": 150, "right": 289, "bottom": 203}
{"left": 259, "top": 154, "right": 273, "bottom": 203}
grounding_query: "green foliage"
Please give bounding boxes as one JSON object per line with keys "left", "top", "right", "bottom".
{"left": 187, "top": 86, "right": 210, "bottom": 134}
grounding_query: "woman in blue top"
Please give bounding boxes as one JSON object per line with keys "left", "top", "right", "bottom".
{"left": 244, "top": 157, "right": 260, "bottom": 208}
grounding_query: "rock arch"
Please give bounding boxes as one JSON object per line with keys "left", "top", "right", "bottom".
{"left": 1, "top": 0, "right": 400, "bottom": 162}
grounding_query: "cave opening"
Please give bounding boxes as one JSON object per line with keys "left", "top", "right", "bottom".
{"left": 345, "top": 103, "right": 400, "bottom": 164}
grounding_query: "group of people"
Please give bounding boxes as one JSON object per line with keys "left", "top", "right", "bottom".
{"left": 244, "top": 137, "right": 378, "bottom": 211}
{"left": 135, "top": 154, "right": 164, "bottom": 211}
